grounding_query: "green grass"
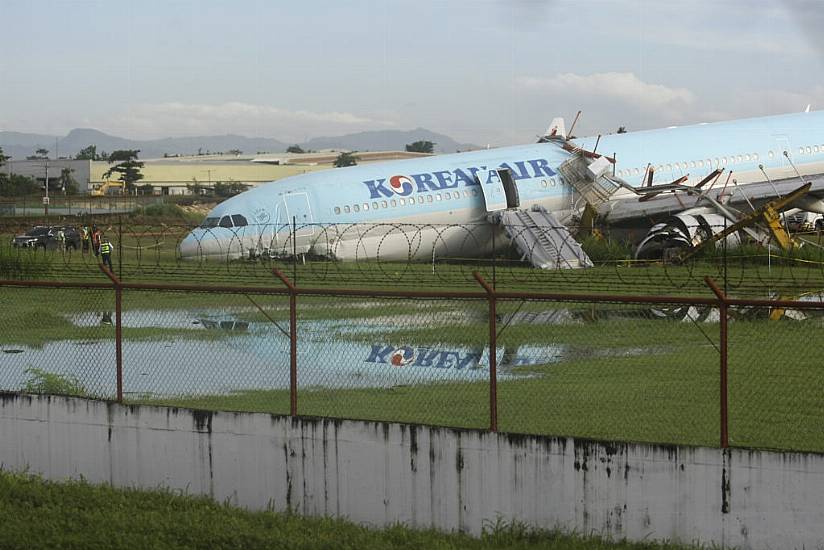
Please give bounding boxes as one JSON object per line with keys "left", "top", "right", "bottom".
{"left": 138, "top": 313, "right": 824, "bottom": 453}
{"left": 0, "top": 470, "right": 706, "bottom": 549}
{"left": 6, "top": 222, "right": 824, "bottom": 298}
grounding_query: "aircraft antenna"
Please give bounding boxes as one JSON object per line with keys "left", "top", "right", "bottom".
{"left": 593, "top": 134, "right": 602, "bottom": 153}
{"left": 567, "top": 110, "right": 582, "bottom": 138}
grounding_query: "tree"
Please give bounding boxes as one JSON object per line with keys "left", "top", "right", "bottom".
{"left": 187, "top": 178, "right": 206, "bottom": 196}
{"left": 0, "top": 146, "right": 9, "bottom": 167}
{"left": 103, "top": 149, "right": 144, "bottom": 191}
{"left": 75, "top": 145, "right": 100, "bottom": 160}
{"left": 213, "top": 181, "right": 249, "bottom": 198}
{"left": 617, "top": 126, "right": 628, "bottom": 134}
{"left": 59, "top": 168, "right": 79, "bottom": 195}
{"left": 333, "top": 151, "right": 359, "bottom": 168}
{"left": 35, "top": 148, "right": 49, "bottom": 159}
{"left": 227, "top": 149, "right": 242, "bottom": 156}
{"left": 286, "top": 145, "right": 305, "bottom": 154}
{"left": 405, "top": 140, "right": 435, "bottom": 154}
{"left": 0, "top": 174, "right": 39, "bottom": 196}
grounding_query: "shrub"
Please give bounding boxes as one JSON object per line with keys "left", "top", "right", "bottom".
{"left": 23, "top": 368, "right": 87, "bottom": 397}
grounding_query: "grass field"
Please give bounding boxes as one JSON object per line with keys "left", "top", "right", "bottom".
{"left": 0, "top": 470, "right": 706, "bottom": 549}
{"left": 3, "top": 220, "right": 824, "bottom": 454}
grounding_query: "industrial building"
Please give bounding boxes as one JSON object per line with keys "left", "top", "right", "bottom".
{"left": 6, "top": 151, "right": 431, "bottom": 196}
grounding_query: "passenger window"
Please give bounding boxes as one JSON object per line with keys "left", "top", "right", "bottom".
{"left": 231, "top": 214, "right": 248, "bottom": 227}
{"left": 363, "top": 203, "right": 369, "bottom": 211}
{"left": 399, "top": 198, "right": 406, "bottom": 206}
{"left": 353, "top": 204, "right": 360, "bottom": 212}
{"left": 344, "top": 205, "right": 350, "bottom": 213}
{"left": 453, "top": 191, "right": 460, "bottom": 199}
{"left": 471, "top": 189, "right": 478, "bottom": 196}
{"left": 391, "top": 199, "right": 397, "bottom": 207}
{"left": 436, "top": 193, "right": 442, "bottom": 200}
{"left": 381, "top": 200, "right": 388, "bottom": 208}
{"left": 219, "top": 216, "right": 233, "bottom": 228}
{"left": 334, "top": 207, "right": 341, "bottom": 215}
{"left": 372, "top": 202, "right": 379, "bottom": 209}
{"left": 417, "top": 196, "right": 424, "bottom": 204}
{"left": 427, "top": 195, "right": 433, "bottom": 202}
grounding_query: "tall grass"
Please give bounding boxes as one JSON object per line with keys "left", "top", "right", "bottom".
{"left": 0, "top": 470, "right": 706, "bottom": 549}
{"left": 0, "top": 246, "right": 54, "bottom": 279}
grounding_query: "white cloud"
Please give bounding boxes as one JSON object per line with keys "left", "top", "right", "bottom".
{"left": 93, "top": 102, "right": 398, "bottom": 142}
{"left": 516, "top": 72, "right": 695, "bottom": 119}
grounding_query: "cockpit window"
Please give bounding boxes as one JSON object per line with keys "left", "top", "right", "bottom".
{"left": 200, "top": 217, "right": 220, "bottom": 229}
{"left": 219, "top": 216, "right": 233, "bottom": 228}
{"left": 231, "top": 214, "right": 248, "bottom": 227}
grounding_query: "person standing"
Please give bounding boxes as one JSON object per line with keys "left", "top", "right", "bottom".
{"left": 99, "top": 234, "right": 113, "bottom": 271}
{"left": 81, "top": 225, "right": 90, "bottom": 253}
{"left": 56, "top": 227, "right": 66, "bottom": 252}
{"left": 91, "top": 225, "right": 102, "bottom": 257}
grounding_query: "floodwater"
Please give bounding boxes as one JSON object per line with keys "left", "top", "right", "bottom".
{"left": 0, "top": 308, "right": 566, "bottom": 399}
{"left": 4, "top": 298, "right": 805, "bottom": 400}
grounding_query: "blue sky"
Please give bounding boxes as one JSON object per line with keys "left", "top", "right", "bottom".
{"left": 1, "top": 0, "right": 822, "bottom": 145}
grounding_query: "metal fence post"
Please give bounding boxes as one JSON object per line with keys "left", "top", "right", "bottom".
{"left": 705, "top": 276, "right": 729, "bottom": 448}
{"left": 100, "top": 264, "right": 123, "bottom": 403}
{"left": 473, "top": 271, "right": 498, "bottom": 432}
{"left": 273, "top": 268, "right": 298, "bottom": 416}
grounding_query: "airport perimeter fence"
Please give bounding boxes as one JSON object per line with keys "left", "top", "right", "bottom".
{"left": 6, "top": 219, "right": 824, "bottom": 296}
{"left": 2, "top": 267, "right": 824, "bottom": 453}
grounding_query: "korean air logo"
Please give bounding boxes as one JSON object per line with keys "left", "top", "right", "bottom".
{"left": 390, "top": 346, "right": 414, "bottom": 367}
{"left": 388, "top": 175, "right": 414, "bottom": 196}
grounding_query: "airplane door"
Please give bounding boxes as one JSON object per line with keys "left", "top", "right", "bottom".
{"left": 283, "top": 192, "right": 315, "bottom": 237}
{"left": 477, "top": 168, "right": 518, "bottom": 212}
{"left": 772, "top": 134, "right": 791, "bottom": 166}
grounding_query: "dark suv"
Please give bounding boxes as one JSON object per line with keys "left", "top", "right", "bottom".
{"left": 12, "top": 226, "right": 82, "bottom": 250}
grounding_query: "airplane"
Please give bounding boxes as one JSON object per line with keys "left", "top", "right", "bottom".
{"left": 178, "top": 110, "right": 824, "bottom": 267}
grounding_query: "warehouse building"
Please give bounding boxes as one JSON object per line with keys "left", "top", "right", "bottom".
{"left": 7, "top": 151, "right": 430, "bottom": 196}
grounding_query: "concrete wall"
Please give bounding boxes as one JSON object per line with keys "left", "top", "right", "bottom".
{"left": 1, "top": 393, "right": 822, "bottom": 549}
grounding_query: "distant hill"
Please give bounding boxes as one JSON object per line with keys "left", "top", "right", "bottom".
{"left": 302, "top": 128, "right": 477, "bottom": 154}
{"left": 0, "top": 127, "right": 478, "bottom": 160}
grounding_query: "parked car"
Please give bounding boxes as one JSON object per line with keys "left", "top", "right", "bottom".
{"left": 12, "top": 225, "right": 82, "bottom": 250}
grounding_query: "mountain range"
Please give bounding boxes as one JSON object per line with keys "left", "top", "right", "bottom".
{"left": 0, "top": 127, "right": 478, "bottom": 160}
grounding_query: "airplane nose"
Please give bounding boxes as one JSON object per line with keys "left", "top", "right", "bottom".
{"left": 179, "top": 229, "right": 228, "bottom": 260}
{"left": 178, "top": 232, "right": 201, "bottom": 260}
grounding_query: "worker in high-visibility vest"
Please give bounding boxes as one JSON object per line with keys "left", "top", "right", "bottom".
{"left": 99, "top": 235, "right": 113, "bottom": 271}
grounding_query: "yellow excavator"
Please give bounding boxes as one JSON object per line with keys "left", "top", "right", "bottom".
{"left": 91, "top": 180, "right": 126, "bottom": 196}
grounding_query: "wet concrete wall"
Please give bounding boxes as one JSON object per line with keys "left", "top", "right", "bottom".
{"left": 0, "top": 393, "right": 822, "bottom": 549}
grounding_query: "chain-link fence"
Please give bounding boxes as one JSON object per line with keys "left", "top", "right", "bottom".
{"left": 2, "top": 273, "right": 824, "bottom": 453}
{"left": 6, "top": 219, "right": 824, "bottom": 296}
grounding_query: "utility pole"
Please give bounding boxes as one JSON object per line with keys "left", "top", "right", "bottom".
{"left": 44, "top": 158, "right": 49, "bottom": 216}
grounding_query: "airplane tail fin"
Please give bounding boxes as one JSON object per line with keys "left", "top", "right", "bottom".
{"left": 544, "top": 117, "right": 566, "bottom": 139}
